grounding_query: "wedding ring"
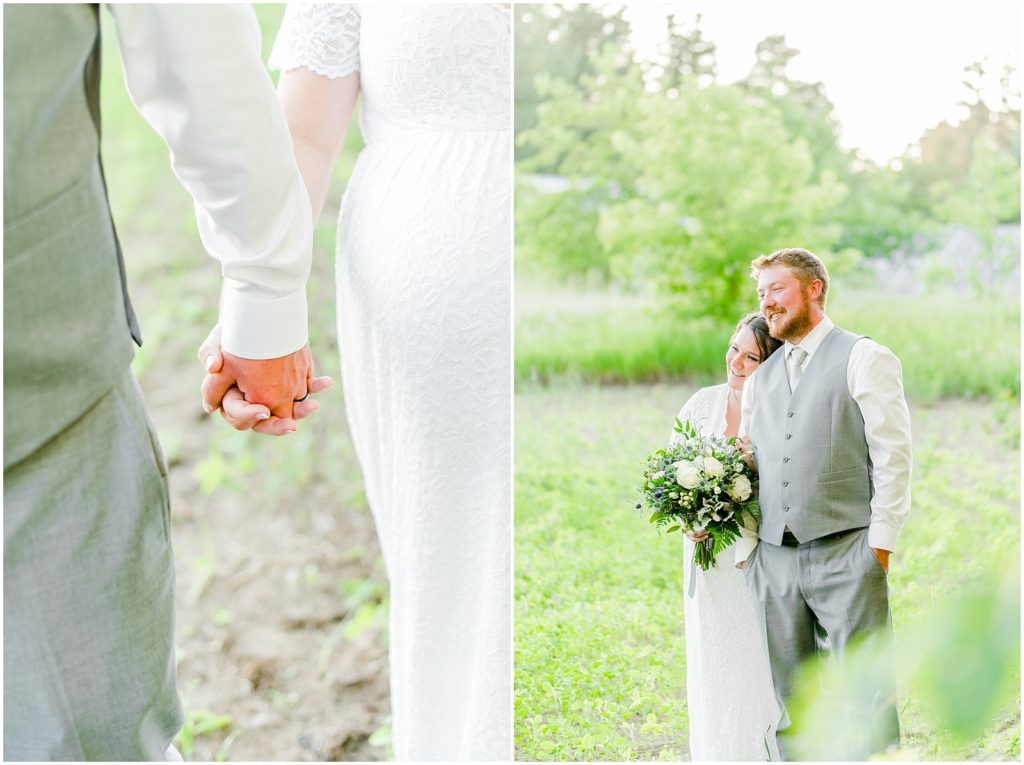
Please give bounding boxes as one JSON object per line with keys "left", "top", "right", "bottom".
{"left": 295, "top": 393, "right": 309, "bottom": 403}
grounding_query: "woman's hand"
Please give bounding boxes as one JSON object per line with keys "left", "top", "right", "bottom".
{"left": 198, "top": 323, "right": 333, "bottom": 435}
{"left": 686, "top": 530, "right": 709, "bottom": 542}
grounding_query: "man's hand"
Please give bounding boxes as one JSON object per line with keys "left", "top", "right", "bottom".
{"left": 734, "top": 435, "right": 756, "bottom": 471}
{"left": 216, "top": 376, "right": 333, "bottom": 434}
{"left": 872, "top": 547, "right": 890, "bottom": 573}
{"left": 737, "top": 560, "right": 746, "bottom": 570}
{"left": 198, "top": 324, "right": 333, "bottom": 435}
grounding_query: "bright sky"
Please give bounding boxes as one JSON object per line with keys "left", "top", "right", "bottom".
{"left": 624, "top": 2, "right": 1021, "bottom": 163}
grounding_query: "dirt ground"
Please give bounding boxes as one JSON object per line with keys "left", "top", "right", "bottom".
{"left": 138, "top": 310, "right": 391, "bottom": 762}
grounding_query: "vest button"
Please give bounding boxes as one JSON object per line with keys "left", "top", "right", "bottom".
{"left": 783, "top": 506, "right": 790, "bottom": 512}
{"left": 782, "top": 481, "right": 790, "bottom": 487}
{"left": 785, "top": 433, "right": 792, "bottom": 440}
{"left": 787, "top": 411, "right": 794, "bottom": 418}
{"left": 783, "top": 457, "right": 790, "bottom": 463}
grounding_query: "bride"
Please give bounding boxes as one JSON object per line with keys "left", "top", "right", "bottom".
{"left": 670, "top": 312, "right": 781, "bottom": 761}
{"left": 201, "top": 5, "right": 510, "bottom": 760}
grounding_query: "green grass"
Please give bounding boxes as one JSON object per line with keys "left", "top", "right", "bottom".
{"left": 514, "top": 383, "right": 1020, "bottom": 761}
{"left": 515, "top": 285, "right": 1021, "bottom": 401}
{"left": 515, "top": 384, "right": 691, "bottom": 761}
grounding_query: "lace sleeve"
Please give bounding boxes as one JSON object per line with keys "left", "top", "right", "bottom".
{"left": 268, "top": 3, "right": 360, "bottom": 78}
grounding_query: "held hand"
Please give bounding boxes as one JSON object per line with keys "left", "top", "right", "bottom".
{"left": 219, "top": 378, "right": 333, "bottom": 435}
{"left": 219, "top": 346, "right": 311, "bottom": 420}
{"left": 198, "top": 324, "right": 333, "bottom": 435}
{"left": 686, "top": 530, "right": 709, "bottom": 542}
{"left": 872, "top": 547, "right": 890, "bottom": 573}
{"left": 737, "top": 560, "right": 746, "bottom": 570}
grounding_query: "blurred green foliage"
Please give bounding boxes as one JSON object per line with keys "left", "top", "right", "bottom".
{"left": 787, "top": 559, "right": 1020, "bottom": 761}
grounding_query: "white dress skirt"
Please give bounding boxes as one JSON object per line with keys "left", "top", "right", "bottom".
{"left": 270, "top": 5, "right": 511, "bottom": 760}
{"left": 671, "top": 384, "right": 780, "bottom": 761}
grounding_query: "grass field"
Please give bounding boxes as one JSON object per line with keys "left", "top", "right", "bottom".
{"left": 515, "top": 284, "right": 1021, "bottom": 401}
{"left": 514, "top": 383, "right": 1021, "bottom": 761}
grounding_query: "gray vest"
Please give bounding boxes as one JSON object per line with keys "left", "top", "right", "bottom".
{"left": 750, "top": 326, "right": 873, "bottom": 544}
{"left": 4, "top": 4, "right": 141, "bottom": 469}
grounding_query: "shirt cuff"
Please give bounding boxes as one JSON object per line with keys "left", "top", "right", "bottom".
{"left": 219, "top": 284, "right": 308, "bottom": 359}
{"left": 868, "top": 521, "right": 899, "bottom": 552}
{"left": 734, "top": 536, "right": 758, "bottom": 567}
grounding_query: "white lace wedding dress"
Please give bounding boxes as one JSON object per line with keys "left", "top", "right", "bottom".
{"left": 270, "top": 6, "right": 511, "bottom": 760}
{"left": 670, "top": 384, "right": 780, "bottom": 761}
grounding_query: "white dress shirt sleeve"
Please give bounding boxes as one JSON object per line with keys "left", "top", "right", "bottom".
{"left": 848, "top": 339, "right": 913, "bottom": 551}
{"left": 734, "top": 368, "right": 760, "bottom": 566}
{"left": 108, "top": 4, "right": 312, "bottom": 359}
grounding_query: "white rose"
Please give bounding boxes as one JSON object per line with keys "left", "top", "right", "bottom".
{"left": 676, "top": 460, "right": 701, "bottom": 489}
{"left": 729, "top": 475, "right": 753, "bottom": 502}
{"left": 702, "top": 456, "right": 724, "bottom": 479}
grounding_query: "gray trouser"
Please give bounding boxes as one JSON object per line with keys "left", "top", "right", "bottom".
{"left": 4, "top": 370, "right": 183, "bottom": 760}
{"left": 745, "top": 527, "right": 899, "bottom": 760}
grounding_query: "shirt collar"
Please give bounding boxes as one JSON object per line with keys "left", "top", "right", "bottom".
{"left": 784, "top": 314, "right": 834, "bottom": 359}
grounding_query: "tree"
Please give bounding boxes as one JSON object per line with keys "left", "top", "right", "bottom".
{"left": 736, "top": 36, "right": 903, "bottom": 259}
{"left": 933, "top": 127, "right": 1021, "bottom": 287}
{"left": 517, "top": 57, "right": 847, "bottom": 319}
{"left": 832, "top": 161, "right": 935, "bottom": 260}
{"left": 516, "top": 53, "right": 648, "bottom": 279}
{"left": 906, "top": 58, "right": 1021, "bottom": 209}
{"left": 739, "top": 35, "right": 849, "bottom": 183}
{"left": 515, "top": 4, "right": 629, "bottom": 163}
{"left": 647, "top": 12, "right": 717, "bottom": 92}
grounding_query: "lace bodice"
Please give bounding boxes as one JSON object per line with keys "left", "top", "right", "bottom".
{"left": 269, "top": 4, "right": 510, "bottom": 140}
{"left": 669, "top": 384, "right": 728, "bottom": 444}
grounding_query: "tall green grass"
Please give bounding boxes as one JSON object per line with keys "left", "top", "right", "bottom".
{"left": 514, "top": 384, "right": 1020, "bottom": 761}
{"left": 515, "top": 287, "right": 1021, "bottom": 401}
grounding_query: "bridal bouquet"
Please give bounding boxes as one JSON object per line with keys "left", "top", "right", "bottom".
{"left": 637, "top": 419, "right": 760, "bottom": 571}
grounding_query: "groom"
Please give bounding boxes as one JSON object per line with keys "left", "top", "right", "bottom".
{"left": 736, "top": 248, "right": 912, "bottom": 760}
{"left": 4, "top": 5, "right": 329, "bottom": 759}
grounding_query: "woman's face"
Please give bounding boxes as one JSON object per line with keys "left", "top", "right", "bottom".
{"left": 726, "top": 324, "right": 763, "bottom": 391}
